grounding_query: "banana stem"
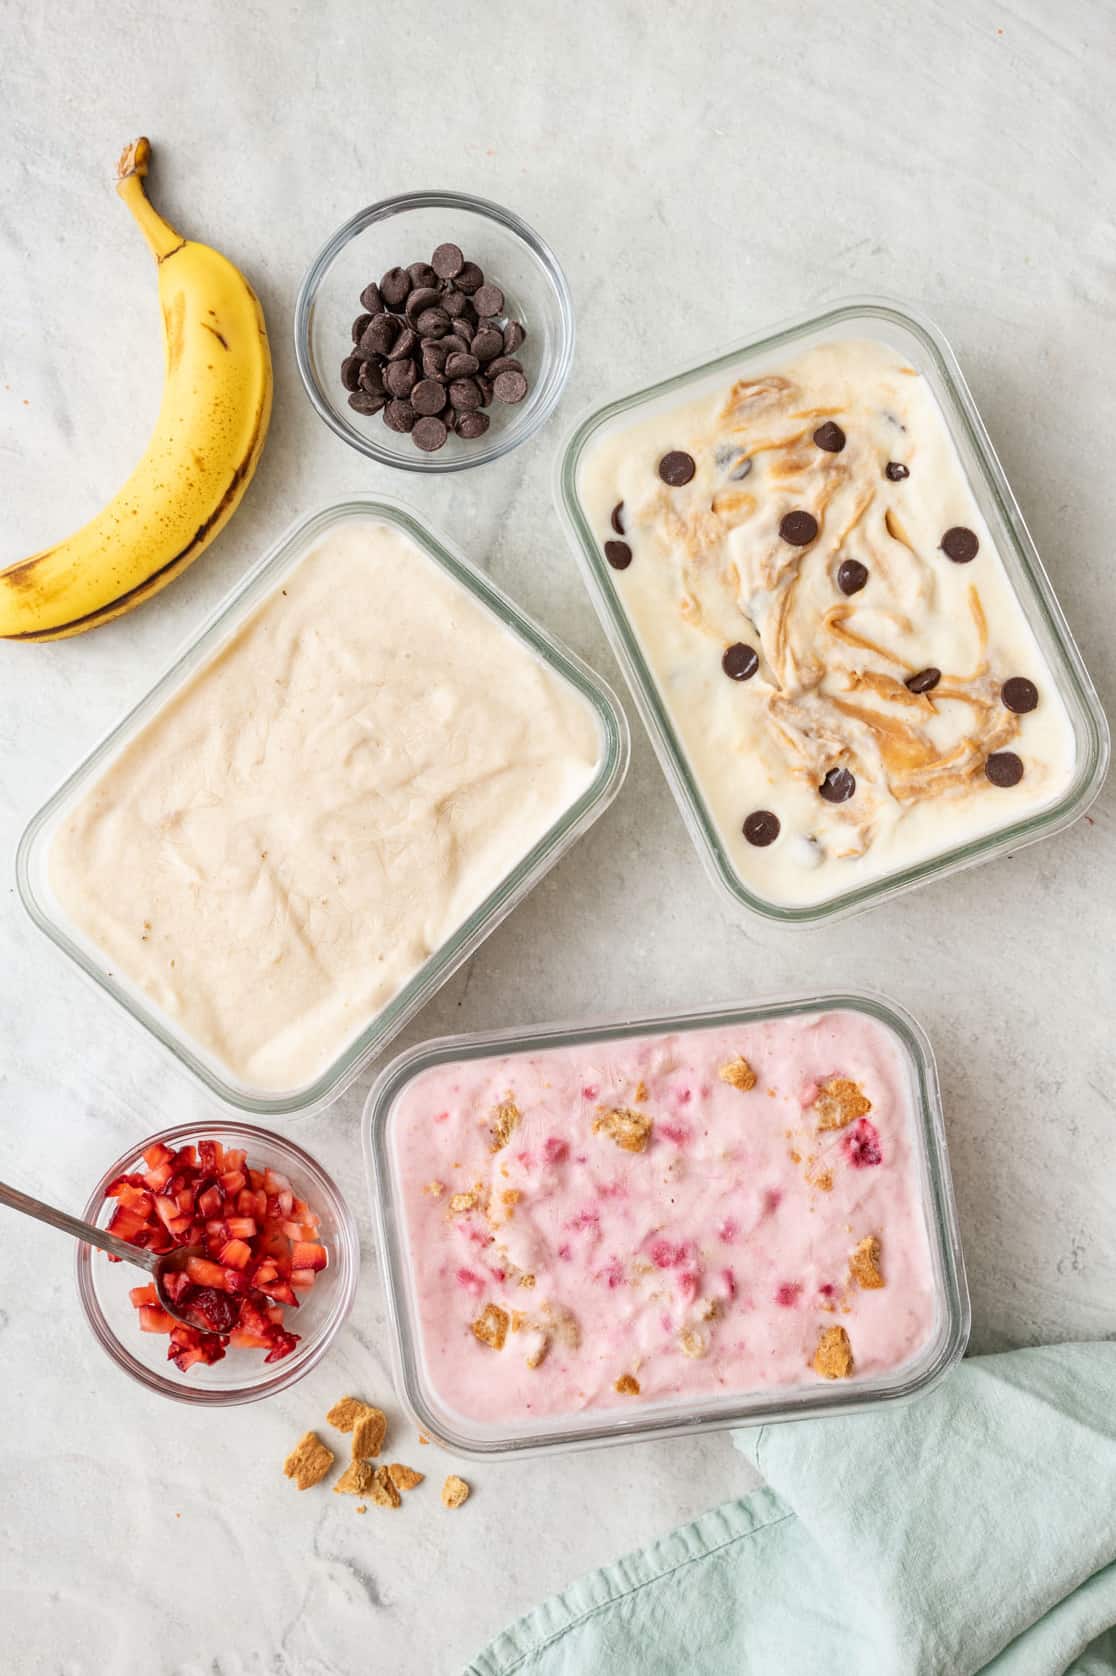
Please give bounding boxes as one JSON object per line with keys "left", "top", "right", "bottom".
{"left": 116, "top": 138, "right": 186, "bottom": 261}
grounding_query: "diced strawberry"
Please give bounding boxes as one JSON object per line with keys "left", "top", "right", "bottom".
{"left": 185, "top": 1255, "right": 228, "bottom": 1289}
{"left": 198, "top": 1139, "right": 223, "bottom": 1173}
{"left": 266, "top": 1305, "right": 284, "bottom": 1325}
{"left": 281, "top": 1218, "right": 306, "bottom": 1242}
{"left": 247, "top": 1167, "right": 265, "bottom": 1191}
{"left": 182, "top": 1285, "right": 239, "bottom": 1335}
{"left": 143, "top": 1160, "right": 175, "bottom": 1192}
{"left": 290, "top": 1268, "right": 317, "bottom": 1290}
{"left": 197, "top": 1184, "right": 224, "bottom": 1219}
{"left": 143, "top": 1142, "right": 174, "bottom": 1170}
{"left": 107, "top": 1204, "right": 148, "bottom": 1242}
{"left": 226, "top": 1217, "right": 256, "bottom": 1239}
{"left": 263, "top": 1328, "right": 299, "bottom": 1363}
{"left": 161, "top": 1270, "right": 192, "bottom": 1302}
{"left": 264, "top": 1168, "right": 292, "bottom": 1194}
{"left": 171, "top": 1144, "right": 198, "bottom": 1172}
{"left": 219, "top": 1168, "right": 247, "bottom": 1195}
{"left": 260, "top": 1279, "right": 298, "bottom": 1307}
{"left": 222, "top": 1147, "right": 246, "bottom": 1171}
{"left": 129, "top": 1283, "right": 158, "bottom": 1307}
{"left": 219, "top": 1238, "right": 252, "bottom": 1270}
{"left": 222, "top": 1267, "right": 252, "bottom": 1295}
{"left": 105, "top": 1171, "right": 148, "bottom": 1199}
{"left": 139, "top": 1304, "right": 174, "bottom": 1333}
{"left": 228, "top": 1328, "right": 270, "bottom": 1349}
{"left": 252, "top": 1258, "right": 280, "bottom": 1287}
{"left": 290, "top": 1241, "right": 327, "bottom": 1273}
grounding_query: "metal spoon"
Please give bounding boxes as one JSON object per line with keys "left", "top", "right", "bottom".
{"left": 0, "top": 1178, "right": 218, "bottom": 1331}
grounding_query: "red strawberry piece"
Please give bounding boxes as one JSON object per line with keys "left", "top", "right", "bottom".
{"left": 138, "top": 1304, "right": 174, "bottom": 1333}
{"left": 290, "top": 1241, "right": 327, "bottom": 1272}
{"left": 290, "top": 1268, "right": 317, "bottom": 1290}
{"left": 143, "top": 1142, "right": 174, "bottom": 1170}
{"left": 129, "top": 1283, "right": 158, "bottom": 1307}
{"left": 843, "top": 1117, "right": 883, "bottom": 1169}
{"left": 185, "top": 1255, "right": 229, "bottom": 1289}
{"left": 263, "top": 1328, "right": 299, "bottom": 1363}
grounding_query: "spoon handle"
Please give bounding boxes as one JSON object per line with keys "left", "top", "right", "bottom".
{"left": 0, "top": 1179, "right": 157, "bottom": 1271}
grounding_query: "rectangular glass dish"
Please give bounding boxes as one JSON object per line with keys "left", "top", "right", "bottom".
{"left": 555, "top": 297, "right": 1109, "bottom": 925}
{"left": 365, "top": 991, "right": 970, "bottom": 1458}
{"left": 16, "top": 498, "right": 629, "bottom": 1118}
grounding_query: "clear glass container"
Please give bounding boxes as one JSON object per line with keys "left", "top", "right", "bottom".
{"left": 295, "top": 189, "right": 574, "bottom": 472}
{"left": 364, "top": 990, "right": 970, "bottom": 1458}
{"left": 16, "top": 498, "right": 629, "bottom": 1118}
{"left": 555, "top": 296, "right": 1109, "bottom": 926}
{"left": 77, "top": 1120, "right": 359, "bottom": 1405}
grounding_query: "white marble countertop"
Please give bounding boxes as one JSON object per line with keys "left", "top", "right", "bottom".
{"left": 3, "top": 2, "right": 1114, "bottom": 1671}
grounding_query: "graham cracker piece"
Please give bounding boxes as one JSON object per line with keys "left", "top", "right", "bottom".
{"left": 387, "top": 1463, "right": 424, "bottom": 1492}
{"left": 326, "top": 1395, "right": 372, "bottom": 1433}
{"left": 368, "top": 1465, "right": 401, "bottom": 1509}
{"left": 719, "top": 1055, "right": 757, "bottom": 1092}
{"left": 490, "top": 1099, "right": 521, "bottom": 1152}
{"left": 334, "top": 1460, "right": 376, "bottom": 1496}
{"left": 351, "top": 1407, "right": 388, "bottom": 1460}
{"left": 472, "top": 1303, "right": 510, "bottom": 1350}
{"left": 593, "top": 1106, "right": 653, "bottom": 1153}
{"left": 614, "top": 1373, "right": 641, "bottom": 1395}
{"left": 813, "top": 1077, "right": 872, "bottom": 1132}
{"left": 449, "top": 1191, "right": 478, "bottom": 1214}
{"left": 812, "top": 1325, "right": 854, "bottom": 1380}
{"left": 283, "top": 1431, "right": 334, "bottom": 1491}
{"left": 442, "top": 1474, "right": 471, "bottom": 1509}
{"left": 849, "top": 1235, "right": 885, "bottom": 1289}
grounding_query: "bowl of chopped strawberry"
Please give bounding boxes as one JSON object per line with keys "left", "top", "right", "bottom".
{"left": 77, "top": 1123, "right": 359, "bottom": 1403}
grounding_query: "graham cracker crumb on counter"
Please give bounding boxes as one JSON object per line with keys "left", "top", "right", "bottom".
{"left": 593, "top": 1105, "right": 653, "bottom": 1153}
{"left": 472, "top": 1302, "right": 510, "bottom": 1350}
{"left": 812, "top": 1325, "right": 854, "bottom": 1380}
{"left": 351, "top": 1408, "right": 388, "bottom": 1460}
{"left": 849, "top": 1234, "right": 885, "bottom": 1289}
{"left": 418, "top": 1434, "right": 430, "bottom": 1446}
{"left": 355, "top": 1504, "right": 367, "bottom": 1514}
{"left": 423, "top": 1180, "right": 445, "bottom": 1198}
{"left": 326, "top": 1396, "right": 373, "bottom": 1434}
{"left": 634, "top": 1080, "right": 649, "bottom": 1103}
{"left": 449, "top": 1190, "right": 478, "bottom": 1214}
{"left": 614, "top": 1373, "right": 641, "bottom": 1395}
{"left": 442, "top": 1474, "right": 471, "bottom": 1509}
{"left": 387, "top": 1463, "right": 425, "bottom": 1491}
{"left": 369, "top": 1465, "right": 402, "bottom": 1509}
{"left": 719, "top": 1055, "right": 757, "bottom": 1092}
{"left": 490, "top": 1099, "right": 521, "bottom": 1152}
{"left": 813, "top": 1077, "right": 872, "bottom": 1132}
{"left": 283, "top": 1432, "right": 334, "bottom": 1491}
{"left": 334, "top": 1460, "right": 376, "bottom": 1496}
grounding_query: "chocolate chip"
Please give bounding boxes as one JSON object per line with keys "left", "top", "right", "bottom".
{"left": 743, "top": 810, "right": 780, "bottom": 846}
{"left": 456, "top": 410, "right": 490, "bottom": 439}
{"left": 885, "top": 461, "right": 910, "bottom": 481}
{"left": 905, "top": 667, "right": 941, "bottom": 694}
{"left": 416, "top": 307, "right": 450, "bottom": 338}
{"left": 472, "top": 327, "right": 504, "bottom": 362}
{"left": 422, "top": 343, "right": 449, "bottom": 379}
{"left": 407, "top": 263, "right": 438, "bottom": 290}
{"left": 837, "top": 559, "right": 868, "bottom": 596}
{"left": 441, "top": 334, "right": 471, "bottom": 359}
{"left": 985, "top": 751, "right": 1024, "bottom": 787}
{"left": 385, "top": 326, "right": 417, "bottom": 361}
{"left": 383, "top": 398, "right": 417, "bottom": 433}
{"left": 658, "top": 451, "right": 696, "bottom": 486}
{"left": 722, "top": 643, "right": 759, "bottom": 681}
{"left": 359, "top": 281, "right": 383, "bottom": 313}
{"left": 361, "top": 313, "right": 398, "bottom": 356}
{"left": 942, "top": 526, "right": 979, "bottom": 563}
{"left": 473, "top": 282, "right": 505, "bottom": 318}
{"left": 604, "top": 540, "right": 632, "bottom": 570}
{"left": 405, "top": 286, "right": 443, "bottom": 322}
{"left": 411, "top": 378, "right": 447, "bottom": 416}
{"left": 493, "top": 369, "right": 528, "bottom": 404}
{"left": 449, "top": 378, "right": 482, "bottom": 411}
{"left": 384, "top": 358, "right": 417, "bottom": 398}
{"left": 819, "top": 767, "right": 856, "bottom": 803}
{"left": 380, "top": 267, "right": 411, "bottom": 307}
{"left": 358, "top": 360, "right": 385, "bottom": 396}
{"left": 431, "top": 242, "right": 465, "bottom": 280}
{"left": 610, "top": 502, "right": 626, "bottom": 535}
{"left": 1001, "top": 677, "right": 1039, "bottom": 714}
{"left": 412, "top": 415, "right": 448, "bottom": 452}
{"left": 443, "top": 289, "right": 471, "bottom": 319}
{"left": 813, "top": 421, "right": 846, "bottom": 453}
{"left": 348, "top": 389, "right": 386, "bottom": 415}
{"left": 340, "top": 355, "right": 363, "bottom": 392}
{"left": 780, "top": 510, "right": 818, "bottom": 546}
{"left": 476, "top": 375, "right": 494, "bottom": 407}
{"left": 351, "top": 313, "right": 374, "bottom": 346}
{"left": 503, "top": 320, "right": 526, "bottom": 353}
{"left": 485, "top": 356, "right": 524, "bottom": 380}
{"left": 445, "top": 351, "right": 480, "bottom": 379}
{"left": 455, "top": 261, "right": 484, "bottom": 295}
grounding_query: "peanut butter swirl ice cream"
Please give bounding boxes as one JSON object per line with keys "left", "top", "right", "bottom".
{"left": 578, "top": 338, "right": 1076, "bottom": 907}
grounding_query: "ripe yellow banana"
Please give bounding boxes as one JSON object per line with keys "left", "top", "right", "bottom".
{"left": 0, "top": 138, "right": 272, "bottom": 641}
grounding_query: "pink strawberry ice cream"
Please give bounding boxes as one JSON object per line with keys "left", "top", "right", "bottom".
{"left": 389, "top": 1010, "right": 939, "bottom": 1425}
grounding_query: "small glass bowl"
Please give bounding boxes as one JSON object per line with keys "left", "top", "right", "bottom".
{"left": 295, "top": 190, "right": 574, "bottom": 472}
{"left": 77, "top": 1121, "right": 359, "bottom": 1405}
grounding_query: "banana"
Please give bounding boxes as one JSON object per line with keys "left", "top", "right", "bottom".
{"left": 0, "top": 138, "right": 272, "bottom": 641}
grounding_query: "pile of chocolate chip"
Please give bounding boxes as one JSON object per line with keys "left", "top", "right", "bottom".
{"left": 340, "top": 243, "right": 529, "bottom": 453}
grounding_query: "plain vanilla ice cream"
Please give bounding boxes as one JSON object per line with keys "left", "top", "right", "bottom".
{"left": 49, "top": 519, "right": 604, "bottom": 1092}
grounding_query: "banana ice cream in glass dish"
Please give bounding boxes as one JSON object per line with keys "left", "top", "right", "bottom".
{"left": 561, "top": 302, "right": 1107, "bottom": 924}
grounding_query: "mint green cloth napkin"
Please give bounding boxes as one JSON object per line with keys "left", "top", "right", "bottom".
{"left": 463, "top": 1344, "right": 1116, "bottom": 1676}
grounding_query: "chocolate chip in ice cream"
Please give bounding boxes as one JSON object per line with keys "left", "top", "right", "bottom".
{"left": 985, "top": 751, "right": 1024, "bottom": 787}
{"left": 659, "top": 451, "right": 696, "bottom": 487}
{"left": 819, "top": 767, "right": 856, "bottom": 803}
{"left": 885, "top": 461, "right": 910, "bottom": 481}
{"left": 604, "top": 540, "right": 633, "bottom": 570}
{"left": 837, "top": 559, "right": 869, "bottom": 596}
{"left": 905, "top": 667, "right": 942, "bottom": 694}
{"left": 779, "top": 510, "right": 818, "bottom": 546}
{"left": 813, "top": 422, "right": 846, "bottom": 453}
{"left": 1001, "top": 677, "right": 1039, "bottom": 714}
{"left": 941, "top": 526, "right": 979, "bottom": 563}
{"left": 743, "top": 810, "right": 780, "bottom": 846}
{"left": 610, "top": 502, "right": 626, "bottom": 535}
{"left": 722, "top": 643, "right": 759, "bottom": 681}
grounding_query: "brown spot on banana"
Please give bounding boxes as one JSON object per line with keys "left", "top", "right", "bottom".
{"left": 201, "top": 322, "right": 230, "bottom": 349}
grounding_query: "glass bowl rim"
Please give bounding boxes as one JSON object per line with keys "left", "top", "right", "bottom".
{"left": 76, "top": 1118, "right": 360, "bottom": 1406}
{"left": 293, "top": 187, "right": 575, "bottom": 474}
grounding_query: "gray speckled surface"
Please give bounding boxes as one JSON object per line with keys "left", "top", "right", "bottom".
{"left": 2, "top": 2, "right": 1114, "bottom": 1671}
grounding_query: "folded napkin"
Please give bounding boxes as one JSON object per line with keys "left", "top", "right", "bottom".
{"left": 463, "top": 1344, "right": 1116, "bottom": 1676}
